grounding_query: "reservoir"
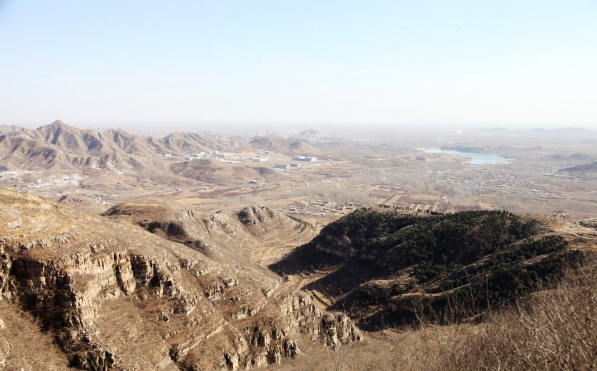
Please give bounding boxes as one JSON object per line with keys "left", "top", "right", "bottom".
{"left": 422, "top": 148, "right": 510, "bottom": 165}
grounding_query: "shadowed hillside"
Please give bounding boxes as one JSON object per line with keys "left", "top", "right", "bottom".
{"left": 560, "top": 161, "right": 597, "bottom": 175}
{"left": 271, "top": 209, "right": 586, "bottom": 330}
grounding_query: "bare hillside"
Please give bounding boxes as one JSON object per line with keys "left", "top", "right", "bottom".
{"left": 249, "top": 135, "right": 318, "bottom": 155}
{"left": 0, "top": 125, "right": 24, "bottom": 135}
{"left": 155, "top": 132, "right": 224, "bottom": 154}
{"left": 0, "top": 121, "right": 164, "bottom": 171}
{"left": 0, "top": 189, "right": 361, "bottom": 370}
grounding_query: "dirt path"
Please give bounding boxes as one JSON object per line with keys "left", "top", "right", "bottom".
{"left": 245, "top": 231, "right": 337, "bottom": 311}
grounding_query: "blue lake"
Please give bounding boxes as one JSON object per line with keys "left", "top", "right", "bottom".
{"left": 422, "top": 149, "right": 510, "bottom": 165}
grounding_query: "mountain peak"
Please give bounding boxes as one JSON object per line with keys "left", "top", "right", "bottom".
{"left": 36, "top": 120, "right": 74, "bottom": 132}
{"left": 50, "top": 119, "right": 66, "bottom": 127}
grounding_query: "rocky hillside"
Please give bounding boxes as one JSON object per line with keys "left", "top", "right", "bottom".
{"left": 0, "top": 120, "right": 231, "bottom": 172}
{"left": 103, "top": 200, "right": 316, "bottom": 264}
{"left": 0, "top": 125, "right": 24, "bottom": 135}
{"left": 0, "top": 121, "right": 325, "bottom": 176}
{"left": 248, "top": 135, "right": 318, "bottom": 155}
{"left": 0, "top": 189, "right": 361, "bottom": 370}
{"left": 151, "top": 132, "right": 225, "bottom": 154}
{"left": 271, "top": 209, "right": 592, "bottom": 330}
{"left": 0, "top": 121, "right": 160, "bottom": 171}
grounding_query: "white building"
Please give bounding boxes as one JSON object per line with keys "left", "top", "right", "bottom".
{"left": 292, "top": 156, "right": 317, "bottom": 162}
{"left": 213, "top": 153, "right": 233, "bottom": 158}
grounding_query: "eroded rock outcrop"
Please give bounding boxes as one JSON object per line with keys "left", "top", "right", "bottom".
{"left": 0, "top": 189, "right": 360, "bottom": 370}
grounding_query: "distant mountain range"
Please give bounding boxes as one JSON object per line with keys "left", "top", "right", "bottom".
{"left": 559, "top": 161, "right": 597, "bottom": 175}
{"left": 473, "top": 127, "right": 597, "bottom": 137}
{"left": 544, "top": 153, "right": 595, "bottom": 162}
{"left": 248, "top": 135, "right": 318, "bottom": 154}
{"left": 530, "top": 127, "right": 595, "bottom": 135}
{"left": 0, "top": 120, "right": 319, "bottom": 172}
{"left": 0, "top": 120, "right": 174, "bottom": 171}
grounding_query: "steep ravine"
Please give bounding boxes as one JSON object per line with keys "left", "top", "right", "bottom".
{"left": 0, "top": 189, "right": 361, "bottom": 370}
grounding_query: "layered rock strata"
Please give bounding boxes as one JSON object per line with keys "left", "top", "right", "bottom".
{"left": 0, "top": 189, "right": 361, "bottom": 370}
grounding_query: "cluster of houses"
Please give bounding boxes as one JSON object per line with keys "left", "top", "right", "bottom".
{"left": 181, "top": 151, "right": 233, "bottom": 160}
{"left": 426, "top": 169, "right": 532, "bottom": 193}
{"left": 425, "top": 169, "right": 566, "bottom": 199}
{"left": 281, "top": 200, "right": 360, "bottom": 216}
{"left": 164, "top": 150, "right": 320, "bottom": 173}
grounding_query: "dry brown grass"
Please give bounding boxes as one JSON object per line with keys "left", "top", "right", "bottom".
{"left": 274, "top": 266, "right": 597, "bottom": 371}
{"left": 432, "top": 266, "right": 597, "bottom": 371}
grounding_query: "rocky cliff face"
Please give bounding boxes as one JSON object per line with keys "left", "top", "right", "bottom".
{"left": 0, "top": 189, "right": 361, "bottom": 370}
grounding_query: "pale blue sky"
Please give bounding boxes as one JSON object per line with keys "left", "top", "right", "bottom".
{"left": 1, "top": 0, "right": 596, "bottom": 131}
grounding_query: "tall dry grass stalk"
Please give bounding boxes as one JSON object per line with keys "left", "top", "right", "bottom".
{"left": 430, "top": 266, "right": 597, "bottom": 371}
{"left": 276, "top": 266, "right": 597, "bottom": 371}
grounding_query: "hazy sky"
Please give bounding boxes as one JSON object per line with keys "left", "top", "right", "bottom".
{"left": 1, "top": 0, "right": 596, "bottom": 131}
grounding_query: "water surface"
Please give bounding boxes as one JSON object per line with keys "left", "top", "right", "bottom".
{"left": 422, "top": 148, "right": 510, "bottom": 165}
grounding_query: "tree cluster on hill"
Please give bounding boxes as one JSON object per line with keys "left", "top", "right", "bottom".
{"left": 271, "top": 209, "right": 583, "bottom": 329}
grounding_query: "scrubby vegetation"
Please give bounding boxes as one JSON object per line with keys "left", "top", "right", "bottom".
{"left": 277, "top": 266, "right": 597, "bottom": 371}
{"left": 287, "top": 214, "right": 315, "bottom": 232}
{"left": 271, "top": 209, "right": 583, "bottom": 329}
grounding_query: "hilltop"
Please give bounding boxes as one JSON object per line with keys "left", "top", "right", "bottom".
{"left": 271, "top": 209, "right": 595, "bottom": 329}
{"left": 249, "top": 135, "right": 318, "bottom": 155}
{"left": 149, "top": 132, "right": 225, "bottom": 154}
{"left": 559, "top": 161, "right": 597, "bottom": 176}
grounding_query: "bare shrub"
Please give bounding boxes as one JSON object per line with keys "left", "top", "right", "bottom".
{"left": 432, "top": 266, "right": 597, "bottom": 371}
{"left": 275, "top": 266, "right": 597, "bottom": 371}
